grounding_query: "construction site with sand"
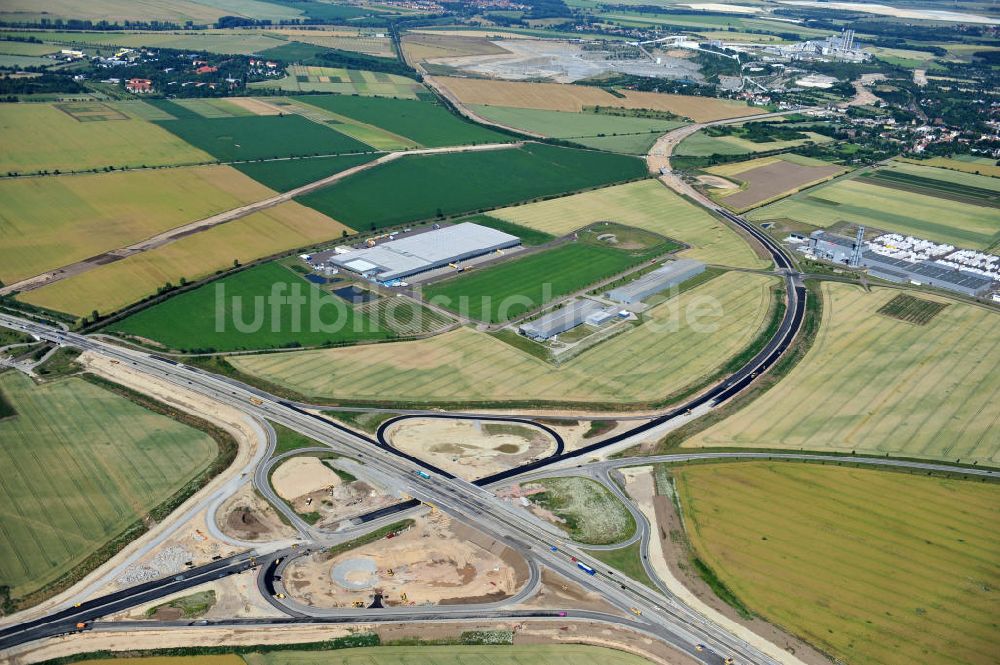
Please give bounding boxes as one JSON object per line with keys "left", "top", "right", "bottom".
{"left": 384, "top": 418, "right": 559, "bottom": 480}
{"left": 270, "top": 454, "right": 399, "bottom": 528}
{"left": 283, "top": 513, "right": 530, "bottom": 609}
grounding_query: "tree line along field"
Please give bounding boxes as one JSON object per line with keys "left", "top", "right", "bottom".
{"left": 490, "top": 180, "right": 770, "bottom": 270}
{"left": 687, "top": 283, "right": 1000, "bottom": 465}
{"left": 436, "top": 77, "right": 766, "bottom": 123}
{"left": 229, "top": 271, "right": 774, "bottom": 407}
{"left": 424, "top": 235, "right": 678, "bottom": 323}
{"left": 0, "top": 103, "right": 212, "bottom": 174}
{"left": 21, "top": 201, "right": 351, "bottom": 318}
{"left": 469, "top": 105, "right": 687, "bottom": 155}
{"left": 298, "top": 94, "right": 510, "bottom": 148}
{"left": 150, "top": 102, "right": 375, "bottom": 162}
{"left": 747, "top": 162, "right": 1000, "bottom": 250}
{"left": 107, "top": 262, "right": 390, "bottom": 352}
{"left": 0, "top": 165, "right": 275, "bottom": 286}
{"left": 295, "top": 143, "right": 647, "bottom": 231}
{"left": 0, "top": 371, "right": 218, "bottom": 603}
{"left": 673, "top": 462, "right": 1000, "bottom": 665}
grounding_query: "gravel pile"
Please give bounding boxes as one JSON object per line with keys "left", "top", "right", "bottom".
{"left": 116, "top": 546, "right": 193, "bottom": 586}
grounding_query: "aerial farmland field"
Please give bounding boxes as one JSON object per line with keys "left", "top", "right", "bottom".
{"left": 469, "top": 105, "right": 686, "bottom": 154}
{"left": 673, "top": 462, "right": 1000, "bottom": 665}
{"left": 424, "top": 234, "right": 677, "bottom": 323}
{"left": 0, "top": 371, "right": 218, "bottom": 604}
{"left": 151, "top": 106, "right": 374, "bottom": 161}
{"left": 436, "top": 77, "right": 765, "bottom": 122}
{"left": 250, "top": 65, "right": 423, "bottom": 98}
{"left": 675, "top": 128, "right": 831, "bottom": 157}
{"left": 233, "top": 153, "right": 380, "bottom": 192}
{"left": 0, "top": 165, "right": 274, "bottom": 286}
{"left": 686, "top": 283, "right": 1000, "bottom": 465}
{"left": 20, "top": 201, "right": 350, "bottom": 317}
{"left": 748, "top": 163, "right": 1000, "bottom": 249}
{"left": 0, "top": 103, "right": 212, "bottom": 174}
{"left": 107, "top": 262, "right": 390, "bottom": 352}
{"left": 491, "top": 179, "right": 769, "bottom": 269}
{"left": 297, "top": 94, "right": 510, "bottom": 148}
{"left": 707, "top": 154, "right": 849, "bottom": 211}
{"left": 229, "top": 271, "right": 774, "bottom": 407}
{"left": 295, "top": 143, "right": 647, "bottom": 231}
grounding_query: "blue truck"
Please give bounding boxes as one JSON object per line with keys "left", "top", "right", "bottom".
{"left": 577, "top": 562, "right": 596, "bottom": 576}
{"left": 415, "top": 470, "right": 431, "bottom": 480}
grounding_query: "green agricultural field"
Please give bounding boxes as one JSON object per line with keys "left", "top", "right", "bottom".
{"left": 688, "top": 283, "right": 1000, "bottom": 465}
{"left": 107, "top": 262, "right": 390, "bottom": 353}
{"left": 0, "top": 372, "right": 218, "bottom": 601}
{"left": 251, "top": 65, "right": 423, "bottom": 98}
{"left": 151, "top": 106, "right": 373, "bottom": 162}
{"left": 296, "top": 143, "right": 646, "bottom": 230}
{"left": 470, "top": 104, "right": 685, "bottom": 153}
{"left": 264, "top": 97, "right": 418, "bottom": 152}
{"left": 424, "top": 238, "right": 675, "bottom": 323}
{"left": 526, "top": 477, "right": 635, "bottom": 545}
{"left": 748, "top": 164, "right": 1000, "bottom": 249}
{"left": 675, "top": 129, "right": 830, "bottom": 157}
{"left": 233, "top": 153, "right": 380, "bottom": 192}
{"left": 674, "top": 462, "right": 1000, "bottom": 665}
{"left": 0, "top": 103, "right": 212, "bottom": 174}
{"left": 298, "top": 94, "right": 510, "bottom": 147}
{"left": 0, "top": 165, "right": 275, "bottom": 286}
{"left": 492, "top": 179, "right": 769, "bottom": 269}
{"left": 230, "top": 271, "right": 775, "bottom": 407}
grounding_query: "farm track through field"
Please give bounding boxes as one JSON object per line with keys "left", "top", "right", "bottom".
{"left": 0, "top": 142, "right": 521, "bottom": 300}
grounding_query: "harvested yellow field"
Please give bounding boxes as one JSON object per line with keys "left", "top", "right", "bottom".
{"left": 0, "top": 166, "right": 274, "bottom": 285}
{"left": 0, "top": 103, "right": 211, "bottom": 174}
{"left": 687, "top": 283, "right": 1000, "bottom": 465}
{"left": 675, "top": 462, "right": 1000, "bottom": 665}
{"left": 436, "top": 77, "right": 764, "bottom": 122}
{"left": 224, "top": 96, "right": 283, "bottom": 116}
{"left": 21, "top": 202, "right": 349, "bottom": 317}
{"left": 231, "top": 271, "right": 774, "bottom": 407}
{"left": 706, "top": 155, "right": 781, "bottom": 177}
{"left": 492, "top": 180, "right": 769, "bottom": 269}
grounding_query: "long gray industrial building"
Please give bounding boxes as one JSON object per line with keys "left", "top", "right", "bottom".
{"left": 606, "top": 259, "right": 705, "bottom": 305}
{"left": 331, "top": 223, "right": 520, "bottom": 283}
{"left": 808, "top": 230, "right": 993, "bottom": 297}
{"left": 519, "top": 299, "right": 603, "bottom": 341}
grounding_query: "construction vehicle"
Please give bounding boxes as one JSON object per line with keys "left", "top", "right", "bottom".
{"left": 75, "top": 622, "right": 88, "bottom": 631}
{"left": 629, "top": 607, "right": 642, "bottom": 616}
{"left": 401, "top": 592, "right": 407, "bottom": 601}
{"left": 694, "top": 644, "right": 705, "bottom": 652}
{"left": 724, "top": 659, "right": 735, "bottom": 665}
{"left": 386, "top": 568, "right": 394, "bottom": 577}
{"left": 275, "top": 593, "right": 285, "bottom": 599}
{"left": 249, "top": 397, "right": 263, "bottom": 406}
{"left": 352, "top": 600, "right": 365, "bottom": 608}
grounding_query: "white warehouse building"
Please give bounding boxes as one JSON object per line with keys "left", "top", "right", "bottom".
{"left": 606, "top": 259, "right": 705, "bottom": 305}
{"left": 330, "top": 223, "right": 520, "bottom": 283}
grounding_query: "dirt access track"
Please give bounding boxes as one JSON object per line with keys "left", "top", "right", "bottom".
{"left": 285, "top": 513, "right": 530, "bottom": 608}
{"left": 385, "top": 418, "right": 558, "bottom": 480}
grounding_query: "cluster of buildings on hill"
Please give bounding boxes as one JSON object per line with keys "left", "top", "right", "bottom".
{"left": 803, "top": 230, "right": 996, "bottom": 298}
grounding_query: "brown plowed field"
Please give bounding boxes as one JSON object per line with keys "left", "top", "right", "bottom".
{"left": 718, "top": 159, "right": 846, "bottom": 210}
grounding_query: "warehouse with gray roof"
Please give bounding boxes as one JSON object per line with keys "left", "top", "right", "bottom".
{"left": 519, "top": 300, "right": 603, "bottom": 341}
{"left": 330, "top": 223, "right": 520, "bottom": 283}
{"left": 606, "top": 259, "right": 705, "bottom": 305}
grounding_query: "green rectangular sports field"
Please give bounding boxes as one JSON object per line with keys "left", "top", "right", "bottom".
{"left": 422, "top": 240, "right": 668, "bottom": 323}
{"left": 296, "top": 143, "right": 647, "bottom": 230}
